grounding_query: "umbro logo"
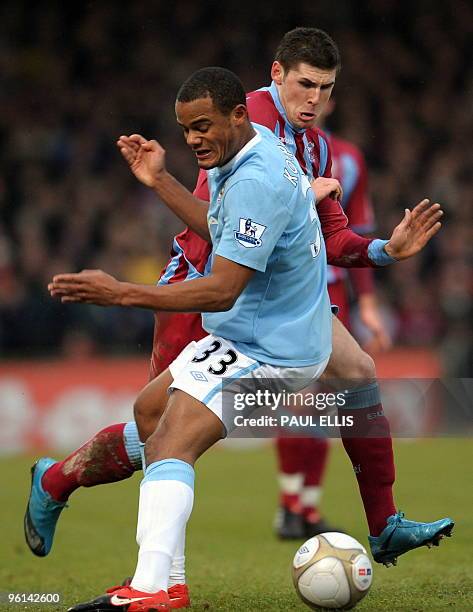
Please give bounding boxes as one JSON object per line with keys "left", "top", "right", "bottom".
{"left": 191, "top": 371, "right": 208, "bottom": 382}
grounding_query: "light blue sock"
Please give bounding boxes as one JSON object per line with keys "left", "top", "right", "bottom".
{"left": 132, "top": 459, "right": 195, "bottom": 593}
{"left": 143, "top": 459, "right": 195, "bottom": 489}
{"left": 123, "top": 421, "right": 143, "bottom": 470}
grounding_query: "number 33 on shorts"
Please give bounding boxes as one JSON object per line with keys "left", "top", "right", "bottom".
{"left": 191, "top": 339, "right": 238, "bottom": 375}
{"left": 168, "top": 335, "right": 262, "bottom": 424}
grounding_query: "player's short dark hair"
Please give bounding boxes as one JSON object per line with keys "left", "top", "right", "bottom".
{"left": 176, "top": 67, "right": 246, "bottom": 115}
{"left": 275, "top": 27, "right": 341, "bottom": 73}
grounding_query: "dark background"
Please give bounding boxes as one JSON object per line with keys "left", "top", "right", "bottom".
{"left": 0, "top": 0, "right": 471, "bottom": 375}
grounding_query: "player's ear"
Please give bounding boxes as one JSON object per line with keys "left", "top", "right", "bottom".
{"left": 232, "top": 104, "right": 248, "bottom": 124}
{"left": 271, "top": 61, "right": 284, "bottom": 85}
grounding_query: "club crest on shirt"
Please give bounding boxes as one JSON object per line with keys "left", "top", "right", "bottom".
{"left": 234, "top": 218, "right": 266, "bottom": 248}
{"left": 278, "top": 135, "right": 294, "bottom": 146}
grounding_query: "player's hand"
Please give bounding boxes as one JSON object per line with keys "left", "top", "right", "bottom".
{"left": 358, "top": 294, "right": 392, "bottom": 354}
{"left": 311, "top": 177, "right": 343, "bottom": 204}
{"left": 48, "top": 270, "right": 124, "bottom": 306}
{"left": 117, "top": 134, "right": 166, "bottom": 188}
{"left": 384, "top": 199, "right": 443, "bottom": 260}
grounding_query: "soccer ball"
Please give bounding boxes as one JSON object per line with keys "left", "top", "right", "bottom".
{"left": 292, "top": 532, "right": 373, "bottom": 610}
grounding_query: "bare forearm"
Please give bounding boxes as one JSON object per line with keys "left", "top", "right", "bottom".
{"left": 119, "top": 275, "right": 234, "bottom": 312}
{"left": 152, "top": 170, "right": 210, "bottom": 240}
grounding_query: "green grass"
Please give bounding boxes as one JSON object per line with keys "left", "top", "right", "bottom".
{"left": 1, "top": 439, "right": 472, "bottom": 611}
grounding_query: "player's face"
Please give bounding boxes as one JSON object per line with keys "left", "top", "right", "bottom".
{"left": 271, "top": 61, "right": 336, "bottom": 130}
{"left": 176, "top": 97, "right": 245, "bottom": 169}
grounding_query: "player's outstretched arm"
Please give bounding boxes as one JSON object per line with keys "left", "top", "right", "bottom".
{"left": 117, "top": 134, "right": 210, "bottom": 240}
{"left": 48, "top": 257, "right": 254, "bottom": 311}
{"left": 318, "top": 197, "right": 443, "bottom": 269}
{"left": 384, "top": 199, "right": 443, "bottom": 260}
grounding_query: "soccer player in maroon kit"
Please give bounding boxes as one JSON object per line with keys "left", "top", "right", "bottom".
{"left": 25, "top": 28, "right": 453, "bottom": 607}
{"left": 274, "top": 99, "right": 392, "bottom": 539}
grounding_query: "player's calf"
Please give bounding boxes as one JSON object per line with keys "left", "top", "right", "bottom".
{"left": 41, "top": 423, "right": 141, "bottom": 502}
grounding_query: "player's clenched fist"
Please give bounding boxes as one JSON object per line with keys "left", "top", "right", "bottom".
{"left": 117, "top": 134, "right": 166, "bottom": 188}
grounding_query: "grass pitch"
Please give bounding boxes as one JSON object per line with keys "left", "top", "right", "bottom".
{"left": 1, "top": 439, "right": 472, "bottom": 611}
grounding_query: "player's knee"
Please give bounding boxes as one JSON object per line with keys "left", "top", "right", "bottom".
{"left": 133, "top": 395, "right": 146, "bottom": 428}
{"left": 325, "top": 347, "right": 376, "bottom": 381}
{"left": 354, "top": 350, "right": 376, "bottom": 380}
{"left": 133, "top": 395, "right": 157, "bottom": 439}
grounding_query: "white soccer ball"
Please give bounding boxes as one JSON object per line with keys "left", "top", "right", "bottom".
{"left": 292, "top": 532, "right": 373, "bottom": 610}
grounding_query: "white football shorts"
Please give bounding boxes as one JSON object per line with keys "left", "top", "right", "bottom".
{"left": 169, "top": 334, "right": 329, "bottom": 435}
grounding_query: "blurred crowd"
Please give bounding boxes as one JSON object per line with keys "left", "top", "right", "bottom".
{"left": 0, "top": 1, "right": 471, "bottom": 374}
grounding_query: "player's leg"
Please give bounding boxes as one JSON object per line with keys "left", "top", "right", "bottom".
{"left": 24, "top": 312, "right": 204, "bottom": 558}
{"left": 274, "top": 436, "right": 332, "bottom": 539}
{"left": 321, "top": 315, "right": 454, "bottom": 565}
{"left": 135, "top": 353, "right": 205, "bottom": 605}
{"left": 68, "top": 391, "right": 224, "bottom": 611}
{"left": 25, "top": 347, "right": 196, "bottom": 604}
{"left": 24, "top": 369, "right": 172, "bottom": 558}
{"left": 273, "top": 436, "right": 305, "bottom": 538}
{"left": 300, "top": 436, "right": 337, "bottom": 536}
{"left": 321, "top": 315, "right": 396, "bottom": 535}
{"left": 131, "top": 390, "right": 223, "bottom": 595}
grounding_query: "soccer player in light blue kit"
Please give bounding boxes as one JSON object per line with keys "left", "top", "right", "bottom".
{"left": 55, "top": 67, "right": 333, "bottom": 612}
{"left": 50, "top": 67, "right": 449, "bottom": 612}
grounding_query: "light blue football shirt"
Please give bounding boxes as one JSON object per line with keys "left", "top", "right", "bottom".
{"left": 203, "top": 124, "right": 332, "bottom": 367}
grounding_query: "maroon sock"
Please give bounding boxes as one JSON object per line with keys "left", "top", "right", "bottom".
{"left": 42, "top": 423, "right": 136, "bottom": 502}
{"left": 275, "top": 436, "right": 305, "bottom": 474}
{"left": 339, "top": 404, "right": 396, "bottom": 536}
{"left": 275, "top": 437, "right": 305, "bottom": 511}
{"left": 301, "top": 437, "right": 329, "bottom": 520}
{"left": 302, "top": 437, "right": 329, "bottom": 487}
